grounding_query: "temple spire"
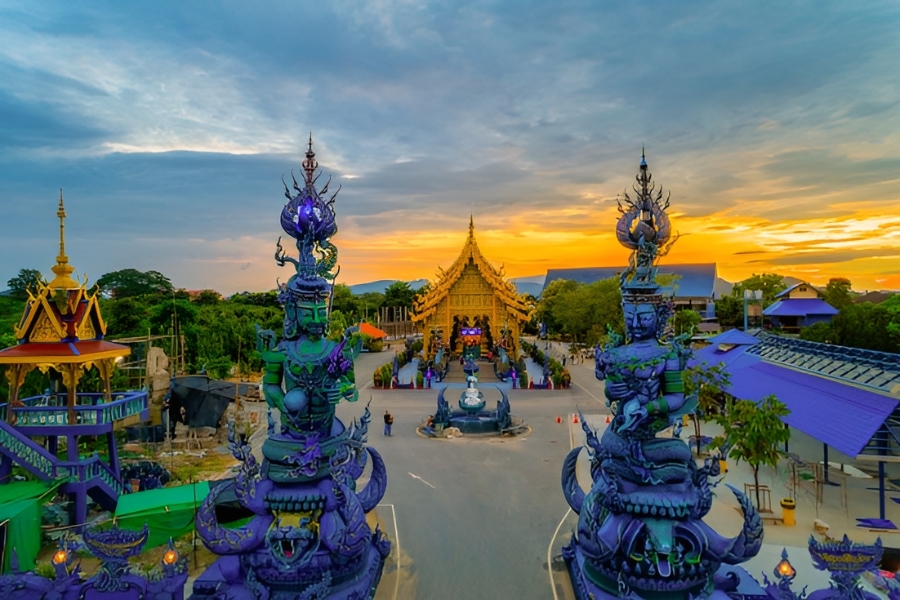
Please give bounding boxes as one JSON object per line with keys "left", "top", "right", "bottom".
{"left": 48, "top": 189, "right": 79, "bottom": 289}
{"left": 302, "top": 132, "right": 318, "bottom": 186}
{"left": 469, "top": 214, "right": 474, "bottom": 239}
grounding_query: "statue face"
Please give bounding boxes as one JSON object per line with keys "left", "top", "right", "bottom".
{"left": 624, "top": 302, "right": 659, "bottom": 341}
{"left": 285, "top": 299, "right": 328, "bottom": 339}
{"left": 297, "top": 300, "right": 328, "bottom": 338}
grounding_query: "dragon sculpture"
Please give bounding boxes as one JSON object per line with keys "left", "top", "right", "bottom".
{"left": 191, "top": 137, "right": 390, "bottom": 600}
{"left": 560, "top": 150, "right": 763, "bottom": 600}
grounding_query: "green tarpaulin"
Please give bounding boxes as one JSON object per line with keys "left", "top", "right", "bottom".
{"left": 114, "top": 481, "right": 210, "bottom": 550}
{"left": 0, "top": 479, "right": 63, "bottom": 573}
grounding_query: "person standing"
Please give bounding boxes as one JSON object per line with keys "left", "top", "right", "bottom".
{"left": 383, "top": 410, "right": 393, "bottom": 436}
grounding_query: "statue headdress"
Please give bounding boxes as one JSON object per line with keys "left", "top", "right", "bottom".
{"left": 275, "top": 134, "right": 342, "bottom": 304}
{"left": 615, "top": 148, "right": 679, "bottom": 304}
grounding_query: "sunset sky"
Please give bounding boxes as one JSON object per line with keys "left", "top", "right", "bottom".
{"left": 1, "top": 1, "right": 898, "bottom": 295}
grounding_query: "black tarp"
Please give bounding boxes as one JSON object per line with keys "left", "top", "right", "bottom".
{"left": 167, "top": 375, "right": 259, "bottom": 429}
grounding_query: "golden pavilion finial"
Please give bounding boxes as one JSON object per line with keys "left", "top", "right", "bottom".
{"left": 469, "top": 213, "right": 474, "bottom": 239}
{"left": 48, "top": 189, "right": 79, "bottom": 289}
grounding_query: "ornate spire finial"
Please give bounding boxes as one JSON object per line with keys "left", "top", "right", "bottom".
{"left": 48, "top": 189, "right": 79, "bottom": 289}
{"left": 640, "top": 146, "right": 647, "bottom": 168}
{"left": 302, "top": 133, "right": 318, "bottom": 186}
{"left": 469, "top": 214, "right": 474, "bottom": 239}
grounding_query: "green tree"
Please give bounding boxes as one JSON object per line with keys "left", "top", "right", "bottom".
{"left": 536, "top": 279, "right": 579, "bottom": 335}
{"left": 672, "top": 309, "right": 702, "bottom": 336}
{"left": 712, "top": 394, "right": 790, "bottom": 510}
{"left": 96, "top": 269, "right": 173, "bottom": 299}
{"left": 799, "top": 321, "right": 835, "bottom": 344}
{"left": 103, "top": 297, "right": 151, "bottom": 338}
{"left": 732, "top": 273, "right": 786, "bottom": 308}
{"left": 356, "top": 292, "right": 385, "bottom": 321}
{"left": 539, "top": 278, "right": 624, "bottom": 343}
{"left": 6, "top": 268, "right": 46, "bottom": 299}
{"left": 383, "top": 281, "right": 418, "bottom": 310}
{"left": 830, "top": 302, "right": 897, "bottom": 353}
{"left": 192, "top": 289, "right": 223, "bottom": 306}
{"left": 330, "top": 284, "right": 360, "bottom": 318}
{"left": 683, "top": 362, "right": 731, "bottom": 455}
{"left": 821, "top": 277, "right": 853, "bottom": 310}
{"left": 327, "top": 309, "right": 351, "bottom": 342}
{"left": 714, "top": 295, "right": 743, "bottom": 328}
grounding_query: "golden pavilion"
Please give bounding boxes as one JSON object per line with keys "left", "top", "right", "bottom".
{"left": 412, "top": 217, "right": 530, "bottom": 360}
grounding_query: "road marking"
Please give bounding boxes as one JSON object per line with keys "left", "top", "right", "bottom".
{"left": 407, "top": 472, "right": 436, "bottom": 489}
{"left": 378, "top": 503, "right": 400, "bottom": 600}
{"left": 573, "top": 380, "right": 604, "bottom": 406}
{"left": 548, "top": 508, "right": 572, "bottom": 600}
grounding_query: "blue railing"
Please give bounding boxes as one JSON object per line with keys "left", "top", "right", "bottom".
{"left": 1, "top": 391, "right": 148, "bottom": 426}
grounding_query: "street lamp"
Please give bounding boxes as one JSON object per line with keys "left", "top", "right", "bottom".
{"left": 743, "top": 289, "right": 762, "bottom": 331}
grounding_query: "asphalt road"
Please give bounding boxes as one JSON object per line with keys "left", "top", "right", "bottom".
{"left": 335, "top": 348, "right": 609, "bottom": 600}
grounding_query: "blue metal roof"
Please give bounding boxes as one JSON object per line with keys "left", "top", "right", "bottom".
{"left": 543, "top": 263, "right": 717, "bottom": 299}
{"left": 725, "top": 361, "right": 897, "bottom": 457}
{"left": 690, "top": 343, "right": 761, "bottom": 370}
{"left": 706, "top": 329, "right": 761, "bottom": 346}
{"left": 763, "top": 298, "right": 838, "bottom": 317}
{"left": 746, "top": 334, "right": 900, "bottom": 395}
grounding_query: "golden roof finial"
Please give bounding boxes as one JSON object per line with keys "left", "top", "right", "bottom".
{"left": 48, "top": 189, "right": 79, "bottom": 289}
{"left": 469, "top": 213, "right": 474, "bottom": 239}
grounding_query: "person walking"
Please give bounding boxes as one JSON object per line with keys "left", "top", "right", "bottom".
{"left": 383, "top": 410, "right": 394, "bottom": 436}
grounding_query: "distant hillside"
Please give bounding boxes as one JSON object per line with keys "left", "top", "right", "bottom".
{"left": 348, "top": 275, "right": 544, "bottom": 297}
{"left": 348, "top": 279, "right": 429, "bottom": 295}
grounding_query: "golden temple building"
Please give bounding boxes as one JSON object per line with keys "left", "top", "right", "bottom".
{"left": 412, "top": 217, "right": 531, "bottom": 360}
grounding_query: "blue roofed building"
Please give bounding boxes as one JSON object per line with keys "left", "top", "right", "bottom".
{"left": 762, "top": 282, "right": 838, "bottom": 332}
{"left": 690, "top": 331, "right": 900, "bottom": 519}
{"left": 543, "top": 263, "right": 722, "bottom": 317}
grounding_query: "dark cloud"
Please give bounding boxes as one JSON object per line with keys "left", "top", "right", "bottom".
{"left": 749, "top": 248, "right": 900, "bottom": 266}
{"left": 0, "top": 0, "right": 898, "bottom": 290}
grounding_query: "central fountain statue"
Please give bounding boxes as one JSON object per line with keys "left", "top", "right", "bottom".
{"left": 560, "top": 150, "right": 763, "bottom": 600}
{"left": 190, "top": 137, "right": 390, "bottom": 600}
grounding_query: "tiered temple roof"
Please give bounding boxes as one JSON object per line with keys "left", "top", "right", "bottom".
{"left": 412, "top": 216, "right": 530, "bottom": 322}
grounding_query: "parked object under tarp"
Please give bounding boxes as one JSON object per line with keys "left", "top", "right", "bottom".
{"left": 167, "top": 375, "right": 258, "bottom": 430}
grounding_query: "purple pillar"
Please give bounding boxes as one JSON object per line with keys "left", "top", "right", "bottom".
{"left": 0, "top": 454, "right": 11, "bottom": 484}
{"left": 67, "top": 434, "right": 78, "bottom": 462}
{"left": 106, "top": 431, "right": 119, "bottom": 474}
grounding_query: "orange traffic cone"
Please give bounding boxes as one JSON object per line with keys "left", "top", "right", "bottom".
{"left": 605, "top": 414, "right": 611, "bottom": 424}
{"left": 573, "top": 414, "right": 579, "bottom": 424}
{"left": 556, "top": 415, "right": 562, "bottom": 424}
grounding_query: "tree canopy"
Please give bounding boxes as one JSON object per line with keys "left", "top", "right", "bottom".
{"left": 712, "top": 394, "right": 790, "bottom": 510}
{"left": 6, "top": 268, "right": 46, "bottom": 299}
{"left": 821, "top": 277, "right": 853, "bottom": 310}
{"left": 534, "top": 278, "right": 623, "bottom": 344}
{"left": 731, "top": 273, "right": 786, "bottom": 308}
{"left": 95, "top": 269, "right": 174, "bottom": 299}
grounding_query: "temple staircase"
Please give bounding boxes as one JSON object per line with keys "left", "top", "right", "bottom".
{"left": 0, "top": 391, "right": 148, "bottom": 514}
{"left": 0, "top": 418, "right": 123, "bottom": 509}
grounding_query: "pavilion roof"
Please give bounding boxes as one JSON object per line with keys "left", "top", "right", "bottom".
{"left": 0, "top": 191, "right": 130, "bottom": 367}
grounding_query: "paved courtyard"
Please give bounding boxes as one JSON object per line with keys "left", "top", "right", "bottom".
{"left": 333, "top": 345, "right": 892, "bottom": 599}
